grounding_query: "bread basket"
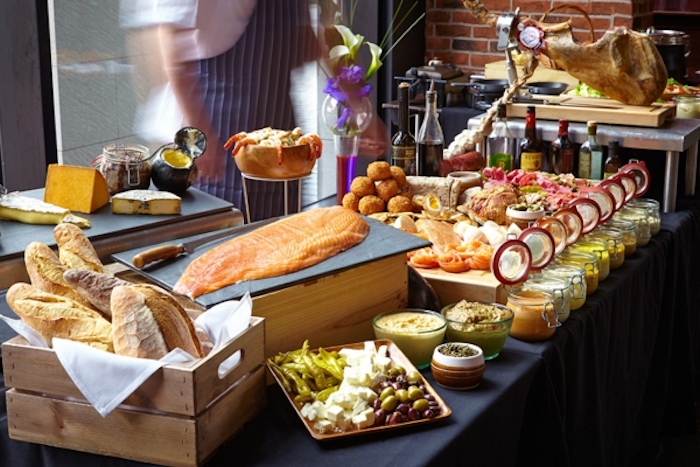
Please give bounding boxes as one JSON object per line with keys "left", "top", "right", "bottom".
{"left": 234, "top": 144, "right": 316, "bottom": 179}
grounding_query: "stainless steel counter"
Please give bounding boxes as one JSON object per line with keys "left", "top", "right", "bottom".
{"left": 467, "top": 115, "right": 700, "bottom": 212}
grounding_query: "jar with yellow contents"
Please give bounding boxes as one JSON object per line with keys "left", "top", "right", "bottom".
{"left": 613, "top": 206, "right": 651, "bottom": 247}
{"left": 506, "top": 287, "right": 559, "bottom": 341}
{"left": 555, "top": 250, "right": 600, "bottom": 295}
{"left": 627, "top": 198, "right": 661, "bottom": 236}
{"left": 570, "top": 239, "right": 610, "bottom": 281}
{"left": 605, "top": 219, "right": 637, "bottom": 257}
{"left": 542, "top": 263, "right": 587, "bottom": 310}
{"left": 522, "top": 275, "right": 572, "bottom": 323}
{"left": 587, "top": 227, "right": 625, "bottom": 270}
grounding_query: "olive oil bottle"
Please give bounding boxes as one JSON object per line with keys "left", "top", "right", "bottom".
{"left": 518, "top": 106, "right": 543, "bottom": 172}
{"left": 391, "top": 82, "right": 416, "bottom": 175}
{"left": 487, "top": 103, "right": 515, "bottom": 171}
{"left": 604, "top": 140, "right": 622, "bottom": 179}
{"left": 579, "top": 120, "right": 604, "bottom": 179}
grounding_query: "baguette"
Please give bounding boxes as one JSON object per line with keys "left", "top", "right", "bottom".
{"left": 63, "top": 269, "right": 131, "bottom": 320}
{"left": 54, "top": 222, "right": 105, "bottom": 273}
{"left": 6, "top": 282, "right": 113, "bottom": 351}
{"left": 111, "top": 284, "right": 204, "bottom": 358}
{"left": 24, "top": 241, "right": 96, "bottom": 309}
{"left": 111, "top": 285, "right": 169, "bottom": 359}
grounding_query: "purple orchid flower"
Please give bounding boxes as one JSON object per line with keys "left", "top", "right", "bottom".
{"left": 324, "top": 65, "right": 373, "bottom": 131}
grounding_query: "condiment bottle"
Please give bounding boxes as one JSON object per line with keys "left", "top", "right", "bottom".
{"left": 603, "top": 140, "right": 622, "bottom": 179}
{"left": 549, "top": 119, "right": 575, "bottom": 175}
{"left": 506, "top": 287, "right": 559, "bottom": 341}
{"left": 518, "top": 106, "right": 543, "bottom": 172}
{"left": 487, "top": 103, "right": 515, "bottom": 171}
{"left": 391, "top": 82, "right": 416, "bottom": 175}
{"left": 579, "top": 120, "right": 604, "bottom": 180}
{"left": 416, "top": 80, "right": 444, "bottom": 176}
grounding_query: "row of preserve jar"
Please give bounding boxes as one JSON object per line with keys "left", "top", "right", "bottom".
{"left": 490, "top": 159, "right": 658, "bottom": 342}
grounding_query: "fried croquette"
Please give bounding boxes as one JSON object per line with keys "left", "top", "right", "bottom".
{"left": 350, "top": 176, "right": 376, "bottom": 197}
{"left": 387, "top": 195, "right": 414, "bottom": 213}
{"left": 376, "top": 178, "right": 399, "bottom": 203}
{"left": 389, "top": 166, "right": 407, "bottom": 188}
{"left": 358, "top": 195, "right": 386, "bottom": 216}
{"left": 367, "top": 161, "right": 392, "bottom": 181}
{"left": 342, "top": 192, "right": 361, "bottom": 212}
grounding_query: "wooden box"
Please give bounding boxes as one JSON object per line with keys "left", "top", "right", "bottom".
{"left": 250, "top": 253, "right": 408, "bottom": 361}
{"left": 2, "top": 317, "right": 266, "bottom": 466}
{"left": 417, "top": 269, "right": 507, "bottom": 307}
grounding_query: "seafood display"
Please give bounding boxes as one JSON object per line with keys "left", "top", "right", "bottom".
{"left": 173, "top": 206, "right": 369, "bottom": 298}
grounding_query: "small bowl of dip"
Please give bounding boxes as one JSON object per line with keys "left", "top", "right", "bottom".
{"left": 431, "top": 342, "right": 485, "bottom": 390}
{"left": 441, "top": 300, "right": 514, "bottom": 360}
{"left": 372, "top": 309, "right": 447, "bottom": 370}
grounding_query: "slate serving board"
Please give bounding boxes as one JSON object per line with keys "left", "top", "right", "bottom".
{"left": 111, "top": 217, "right": 431, "bottom": 308}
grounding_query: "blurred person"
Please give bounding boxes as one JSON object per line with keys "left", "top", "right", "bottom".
{"left": 121, "top": 0, "right": 319, "bottom": 221}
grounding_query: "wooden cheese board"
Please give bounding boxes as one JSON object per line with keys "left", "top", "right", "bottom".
{"left": 507, "top": 95, "right": 676, "bottom": 128}
{"left": 417, "top": 268, "right": 507, "bottom": 306}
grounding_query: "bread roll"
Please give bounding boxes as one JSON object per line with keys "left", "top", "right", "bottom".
{"left": 63, "top": 269, "right": 132, "bottom": 320}
{"left": 111, "top": 285, "right": 169, "bottom": 359}
{"left": 6, "top": 282, "right": 113, "bottom": 351}
{"left": 54, "top": 222, "right": 105, "bottom": 273}
{"left": 24, "top": 241, "right": 95, "bottom": 309}
{"left": 111, "top": 284, "right": 203, "bottom": 358}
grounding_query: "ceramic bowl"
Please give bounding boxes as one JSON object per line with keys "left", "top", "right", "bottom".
{"left": 430, "top": 361, "right": 485, "bottom": 391}
{"left": 431, "top": 342, "right": 485, "bottom": 370}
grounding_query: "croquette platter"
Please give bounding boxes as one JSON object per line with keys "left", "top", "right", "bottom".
{"left": 112, "top": 217, "right": 431, "bottom": 307}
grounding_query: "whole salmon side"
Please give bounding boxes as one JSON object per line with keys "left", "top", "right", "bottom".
{"left": 173, "top": 206, "right": 370, "bottom": 299}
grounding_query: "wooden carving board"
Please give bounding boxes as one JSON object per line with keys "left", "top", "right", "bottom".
{"left": 506, "top": 95, "right": 676, "bottom": 127}
{"left": 417, "top": 268, "right": 507, "bottom": 307}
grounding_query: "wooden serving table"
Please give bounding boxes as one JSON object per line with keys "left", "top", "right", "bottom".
{"left": 467, "top": 115, "right": 700, "bottom": 212}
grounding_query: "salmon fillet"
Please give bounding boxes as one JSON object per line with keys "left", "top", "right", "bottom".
{"left": 173, "top": 206, "right": 370, "bottom": 298}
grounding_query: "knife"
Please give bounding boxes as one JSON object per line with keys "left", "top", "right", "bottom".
{"left": 131, "top": 217, "right": 279, "bottom": 269}
{"left": 512, "top": 96, "right": 622, "bottom": 109}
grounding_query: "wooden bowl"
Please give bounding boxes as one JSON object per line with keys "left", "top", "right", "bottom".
{"left": 430, "top": 362, "right": 485, "bottom": 390}
{"left": 234, "top": 144, "right": 316, "bottom": 179}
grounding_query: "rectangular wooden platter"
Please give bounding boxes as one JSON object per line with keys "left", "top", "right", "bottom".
{"left": 268, "top": 339, "right": 451, "bottom": 441}
{"left": 506, "top": 95, "right": 676, "bottom": 127}
{"left": 417, "top": 268, "right": 507, "bottom": 306}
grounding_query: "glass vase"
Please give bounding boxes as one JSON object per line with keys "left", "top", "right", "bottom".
{"left": 334, "top": 134, "right": 360, "bottom": 204}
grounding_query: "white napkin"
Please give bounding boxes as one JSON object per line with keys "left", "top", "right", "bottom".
{"left": 1, "top": 292, "right": 253, "bottom": 417}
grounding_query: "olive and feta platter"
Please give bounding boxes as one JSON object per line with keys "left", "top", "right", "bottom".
{"left": 267, "top": 339, "right": 451, "bottom": 440}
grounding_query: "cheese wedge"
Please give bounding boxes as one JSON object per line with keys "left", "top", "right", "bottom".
{"left": 111, "top": 190, "right": 181, "bottom": 215}
{"left": 44, "top": 164, "right": 110, "bottom": 214}
{"left": 0, "top": 191, "right": 90, "bottom": 228}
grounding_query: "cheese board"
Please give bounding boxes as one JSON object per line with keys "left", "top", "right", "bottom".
{"left": 417, "top": 268, "right": 507, "bottom": 306}
{"left": 507, "top": 95, "right": 676, "bottom": 127}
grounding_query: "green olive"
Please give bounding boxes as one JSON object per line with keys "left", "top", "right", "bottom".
{"left": 388, "top": 367, "right": 401, "bottom": 378}
{"left": 412, "top": 398, "right": 429, "bottom": 412}
{"left": 406, "top": 371, "right": 422, "bottom": 384}
{"left": 395, "top": 388, "right": 409, "bottom": 403}
{"left": 394, "top": 365, "right": 406, "bottom": 375}
{"left": 408, "top": 386, "right": 424, "bottom": 401}
{"left": 380, "top": 395, "right": 398, "bottom": 412}
{"left": 379, "top": 387, "right": 395, "bottom": 401}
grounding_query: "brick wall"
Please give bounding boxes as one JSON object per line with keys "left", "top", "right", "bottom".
{"left": 425, "top": 0, "right": 656, "bottom": 75}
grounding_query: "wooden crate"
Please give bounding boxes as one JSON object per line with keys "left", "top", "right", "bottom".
{"left": 251, "top": 253, "right": 408, "bottom": 361}
{"left": 417, "top": 269, "right": 507, "bottom": 307}
{"left": 3, "top": 317, "right": 266, "bottom": 466}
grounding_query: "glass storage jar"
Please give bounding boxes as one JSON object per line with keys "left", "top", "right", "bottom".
{"left": 522, "top": 275, "right": 572, "bottom": 323}
{"left": 542, "top": 263, "right": 587, "bottom": 310}
{"left": 627, "top": 198, "right": 661, "bottom": 236}
{"left": 605, "top": 219, "right": 637, "bottom": 257}
{"left": 587, "top": 227, "right": 625, "bottom": 270}
{"left": 506, "top": 287, "right": 559, "bottom": 341}
{"left": 555, "top": 250, "right": 600, "bottom": 295}
{"left": 570, "top": 239, "right": 610, "bottom": 281}
{"left": 613, "top": 206, "right": 651, "bottom": 247}
{"left": 94, "top": 143, "right": 152, "bottom": 195}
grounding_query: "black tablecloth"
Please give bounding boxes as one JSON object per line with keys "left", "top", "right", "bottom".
{"left": 2, "top": 200, "right": 700, "bottom": 466}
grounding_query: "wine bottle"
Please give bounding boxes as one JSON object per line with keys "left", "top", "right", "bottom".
{"left": 487, "top": 103, "right": 515, "bottom": 171}
{"left": 391, "top": 82, "right": 416, "bottom": 175}
{"left": 549, "top": 119, "right": 575, "bottom": 175}
{"left": 579, "top": 120, "right": 603, "bottom": 180}
{"left": 417, "top": 81, "right": 444, "bottom": 176}
{"left": 518, "top": 106, "right": 543, "bottom": 172}
{"left": 604, "top": 140, "right": 622, "bottom": 179}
